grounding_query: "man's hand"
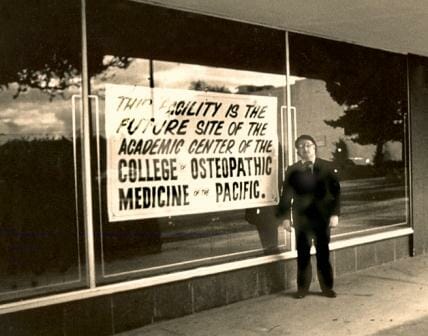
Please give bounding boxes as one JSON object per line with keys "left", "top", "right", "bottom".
{"left": 283, "top": 219, "right": 293, "bottom": 232}
{"left": 329, "top": 215, "right": 339, "bottom": 228}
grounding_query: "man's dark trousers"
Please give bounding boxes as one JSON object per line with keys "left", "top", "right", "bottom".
{"left": 294, "top": 215, "right": 333, "bottom": 292}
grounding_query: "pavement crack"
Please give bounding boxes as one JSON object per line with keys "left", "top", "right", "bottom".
{"left": 267, "top": 325, "right": 280, "bottom": 332}
{"left": 360, "top": 274, "right": 428, "bottom": 287}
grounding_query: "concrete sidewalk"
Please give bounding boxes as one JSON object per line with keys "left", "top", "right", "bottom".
{"left": 117, "top": 255, "right": 428, "bottom": 336}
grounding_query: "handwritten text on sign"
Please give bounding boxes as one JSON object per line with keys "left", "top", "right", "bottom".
{"left": 105, "top": 84, "right": 279, "bottom": 221}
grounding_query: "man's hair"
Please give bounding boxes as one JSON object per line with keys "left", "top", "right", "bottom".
{"left": 295, "top": 134, "right": 317, "bottom": 149}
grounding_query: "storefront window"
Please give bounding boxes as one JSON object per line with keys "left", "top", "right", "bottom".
{"left": 87, "top": 1, "right": 288, "bottom": 282}
{"left": 289, "top": 33, "right": 409, "bottom": 238}
{"left": 0, "top": 1, "right": 85, "bottom": 302}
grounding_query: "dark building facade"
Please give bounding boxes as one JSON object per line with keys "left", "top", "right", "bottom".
{"left": 0, "top": 1, "right": 427, "bottom": 335}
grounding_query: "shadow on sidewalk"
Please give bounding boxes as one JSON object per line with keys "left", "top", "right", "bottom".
{"left": 371, "top": 314, "right": 428, "bottom": 335}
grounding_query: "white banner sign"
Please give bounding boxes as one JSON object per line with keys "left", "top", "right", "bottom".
{"left": 105, "top": 84, "right": 279, "bottom": 221}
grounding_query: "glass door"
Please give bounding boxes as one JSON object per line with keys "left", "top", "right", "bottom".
{"left": 288, "top": 33, "right": 409, "bottom": 238}
{"left": 0, "top": 0, "right": 86, "bottom": 302}
{"left": 86, "top": 0, "right": 290, "bottom": 284}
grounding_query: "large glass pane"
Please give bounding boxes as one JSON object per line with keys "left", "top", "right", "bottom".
{"left": 0, "top": 1, "right": 85, "bottom": 302}
{"left": 289, "top": 33, "right": 409, "bottom": 238}
{"left": 87, "top": 0, "right": 288, "bottom": 282}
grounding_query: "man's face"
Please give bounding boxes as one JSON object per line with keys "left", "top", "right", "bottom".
{"left": 296, "top": 139, "right": 316, "bottom": 161}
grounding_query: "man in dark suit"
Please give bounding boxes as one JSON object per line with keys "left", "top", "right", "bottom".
{"left": 278, "top": 134, "right": 341, "bottom": 298}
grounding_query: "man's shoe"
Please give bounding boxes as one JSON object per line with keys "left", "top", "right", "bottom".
{"left": 294, "top": 290, "right": 307, "bottom": 299}
{"left": 322, "top": 289, "right": 337, "bottom": 298}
